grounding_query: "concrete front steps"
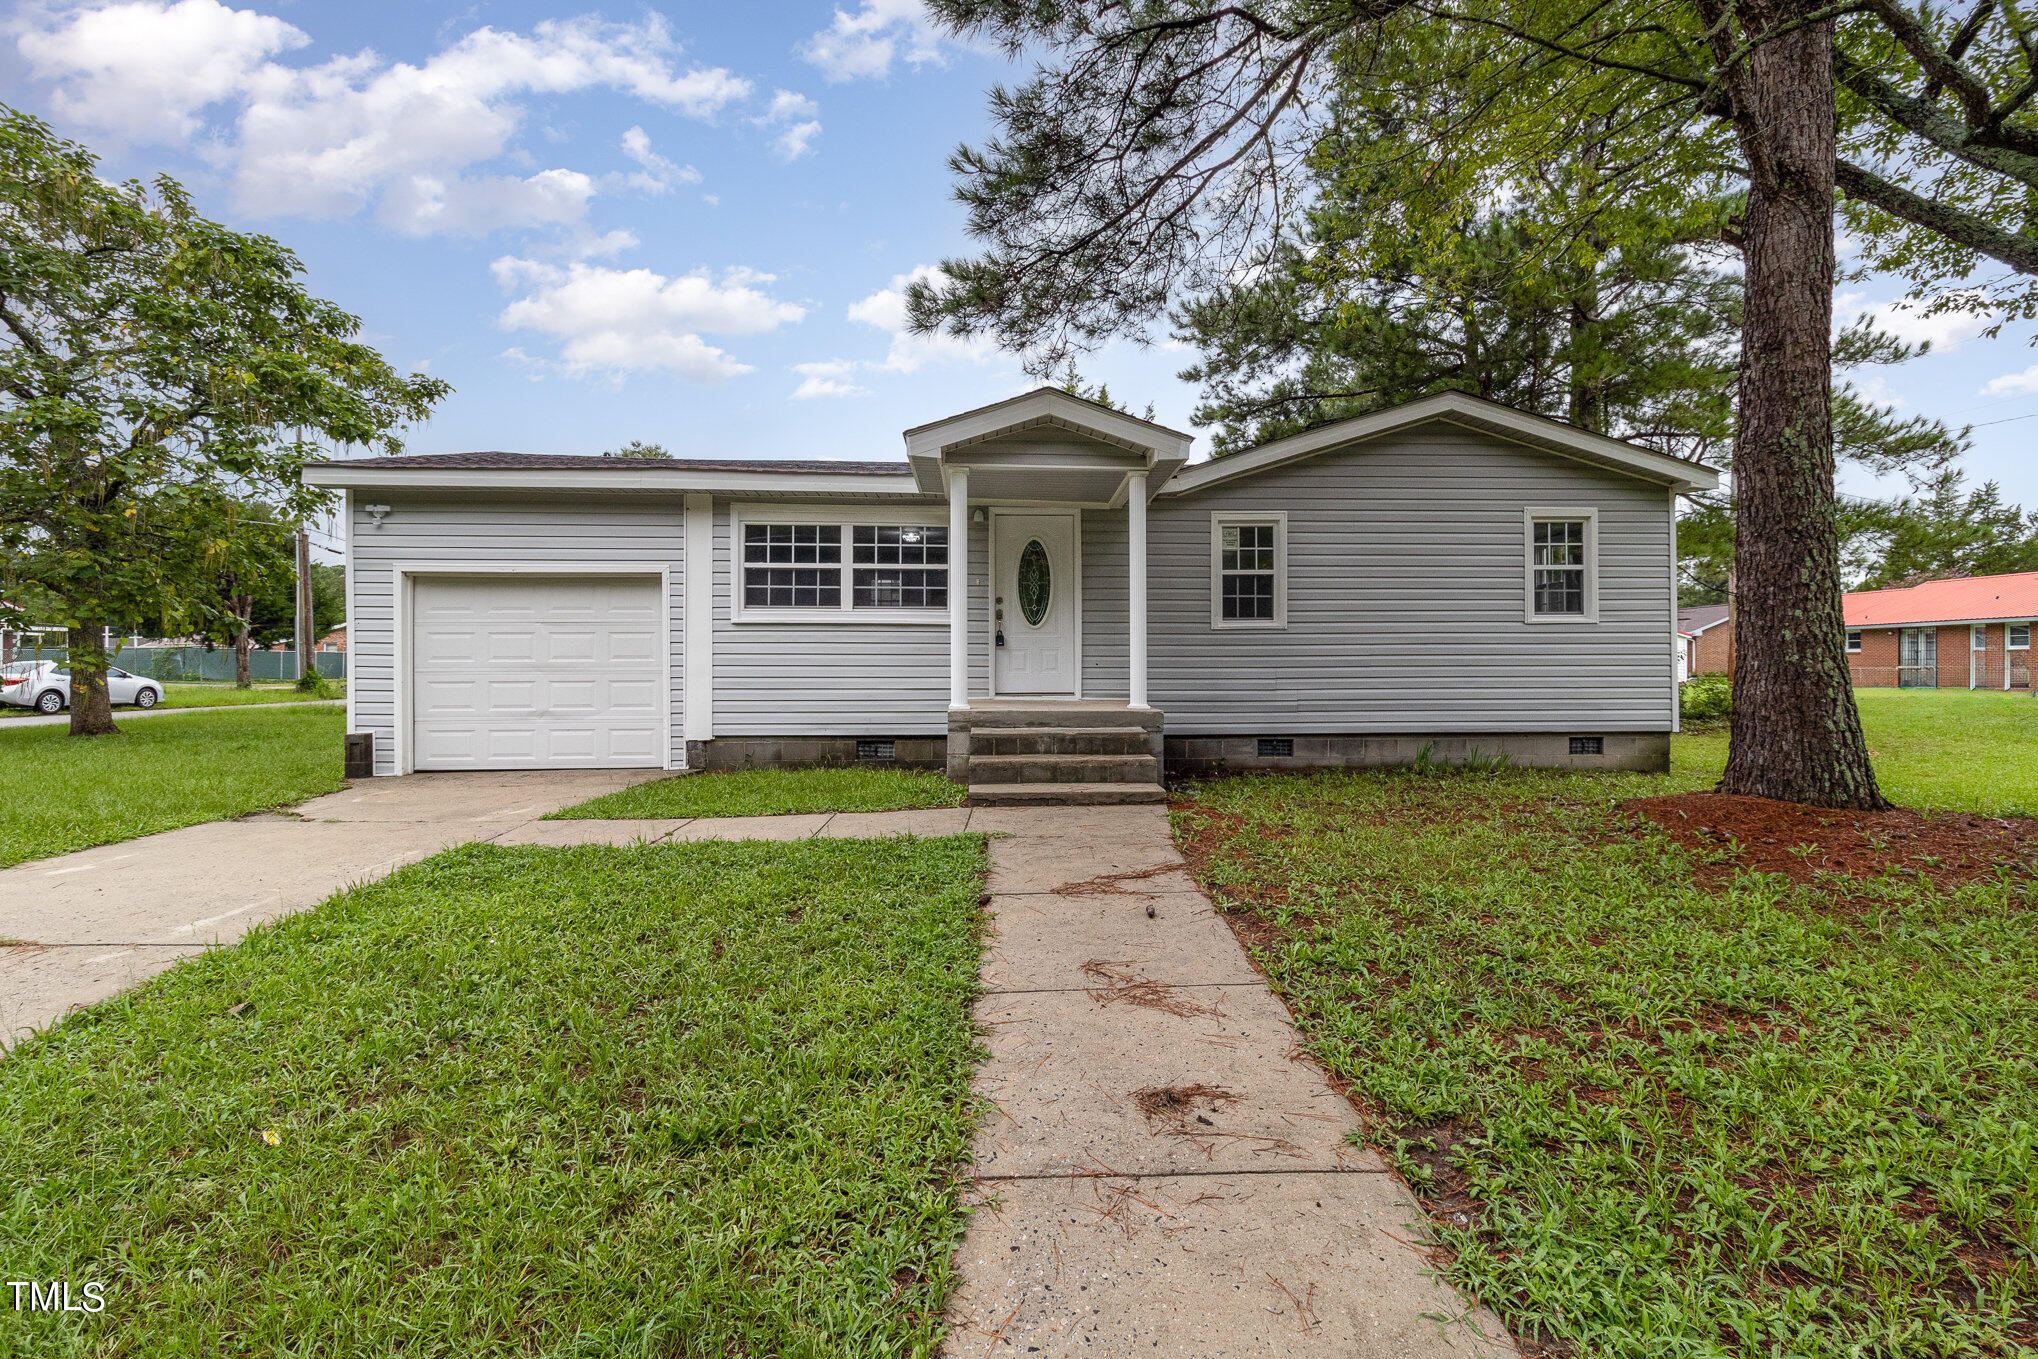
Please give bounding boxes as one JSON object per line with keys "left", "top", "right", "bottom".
{"left": 952, "top": 702, "right": 1167, "bottom": 806}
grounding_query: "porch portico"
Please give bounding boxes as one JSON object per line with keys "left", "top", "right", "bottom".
{"left": 905, "top": 389, "right": 1194, "bottom": 798}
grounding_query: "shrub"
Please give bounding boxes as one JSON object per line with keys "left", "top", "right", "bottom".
{"left": 1681, "top": 672, "right": 1733, "bottom": 722}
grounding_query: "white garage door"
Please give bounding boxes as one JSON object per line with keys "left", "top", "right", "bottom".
{"left": 410, "top": 575, "right": 664, "bottom": 771}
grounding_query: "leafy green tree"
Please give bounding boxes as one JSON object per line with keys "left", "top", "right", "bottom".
{"left": 911, "top": 0, "right": 2038, "bottom": 808}
{"left": 0, "top": 109, "right": 446, "bottom": 734}
{"left": 603, "top": 440, "right": 672, "bottom": 459}
{"left": 1849, "top": 473, "right": 2038, "bottom": 588}
{"left": 195, "top": 512, "right": 345, "bottom": 687}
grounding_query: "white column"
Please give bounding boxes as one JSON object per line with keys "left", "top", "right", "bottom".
{"left": 1128, "top": 469, "right": 1149, "bottom": 709}
{"left": 682, "top": 492, "right": 714, "bottom": 748}
{"left": 948, "top": 467, "right": 970, "bottom": 709}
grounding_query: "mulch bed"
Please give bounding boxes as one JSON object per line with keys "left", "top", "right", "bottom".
{"left": 1625, "top": 792, "right": 2038, "bottom": 888}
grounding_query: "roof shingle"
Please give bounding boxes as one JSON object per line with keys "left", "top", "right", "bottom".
{"left": 309, "top": 451, "right": 909, "bottom": 474}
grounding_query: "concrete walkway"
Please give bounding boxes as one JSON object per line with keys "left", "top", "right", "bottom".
{"left": 0, "top": 697, "right": 343, "bottom": 728}
{"left": 0, "top": 769, "right": 657, "bottom": 1045}
{"left": 516, "top": 803, "right": 1513, "bottom": 1355}
{"left": 5, "top": 789, "right": 1510, "bottom": 1354}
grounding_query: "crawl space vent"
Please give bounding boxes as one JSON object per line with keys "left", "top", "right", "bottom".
{"left": 1569, "top": 736, "right": 1604, "bottom": 755}
{"left": 856, "top": 739, "right": 896, "bottom": 762}
{"left": 1256, "top": 737, "right": 1295, "bottom": 758}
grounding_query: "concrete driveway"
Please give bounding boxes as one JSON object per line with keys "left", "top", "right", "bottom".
{"left": 1, "top": 769, "right": 660, "bottom": 1046}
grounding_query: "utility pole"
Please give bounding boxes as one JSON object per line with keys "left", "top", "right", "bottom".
{"left": 294, "top": 523, "right": 313, "bottom": 683}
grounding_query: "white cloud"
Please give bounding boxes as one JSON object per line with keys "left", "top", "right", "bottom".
{"left": 15, "top": 0, "right": 306, "bottom": 140}
{"left": 788, "top": 265, "right": 998, "bottom": 396}
{"left": 846, "top": 264, "right": 996, "bottom": 372}
{"left": 1843, "top": 293, "right": 1994, "bottom": 353}
{"left": 1982, "top": 364, "right": 2038, "bottom": 397}
{"left": 754, "top": 88, "right": 821, "bottom": 161}
{"left": 791, "top": 360, "right": 868, "bottom": 399}
{"left": 493, "top": 256, "right": 805, "bottom": 382}
{"left": 1848, "top": 373, "right": 1909, "bottom": 410}
{"left": 618, "top": 125, "right": 700, "bottom": 195}
{"left": 800, "top": 0, "right": 948, "bottom": 81}
{"left": 15, "top": 3, "right": 749, "bottom": 234}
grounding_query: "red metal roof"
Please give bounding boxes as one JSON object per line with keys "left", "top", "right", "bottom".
{"left": 1843, "top": 571, "right": 2038, "bottom": 627}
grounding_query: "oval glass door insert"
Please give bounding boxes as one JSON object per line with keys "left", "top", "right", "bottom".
{"left": 1017, "top": 539, "right": 1051, "bottom": 626}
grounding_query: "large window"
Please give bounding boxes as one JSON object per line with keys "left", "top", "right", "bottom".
{"left": 1210, "top": 513, "right": 1287, "bottom": 629}
{"left": 2012, "top": 623, "right": 2032, "bottom": 650}
{"left": 852, "top": 525, "right": 948, "bottom": 609}
{"left": 1524, "top": 509, "right": 1598, "bottom": 623}
{"left": 1975, "top": 624, "right": 1989, "bottom": 651}
{"left": 734, "top": 511, "right": 948, "bottom": 621}
{"left": 742, "top": 523, "right": 841, "bottom": 608}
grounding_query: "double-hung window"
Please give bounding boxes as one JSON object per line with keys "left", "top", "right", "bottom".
{"left": 1846, "top": 630, "right": 1863, "bottom": 653}
{"left": 1975, "top": 625, "right": 1989, "bottom": 651}
{"left": 2012, "top": 623, "right": 2032, "bottom": 650}
{"left": 736, "top": 511, "right": 948, "bottom": 621}
{"left": 1525, "top": 509, "right": 1598, "bottom": 622}
{"left": 1210, "top": 513, "right": 1287, "bottom": 629}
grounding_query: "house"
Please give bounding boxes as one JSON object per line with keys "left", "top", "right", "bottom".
{"left": 1843, "top": 572, "right": 2037, "bottom": 690}
{"left": 1678, "top": 603, "right": 1732, "bottom": 679}
{"left": 303, "top": 388, "right": 1719, "bottom": 799}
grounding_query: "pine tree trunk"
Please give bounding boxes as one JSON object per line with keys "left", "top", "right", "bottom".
{"left": 1718, "top": 0, "right": 1886, "bottom": 809}
{"left": 66, "top": 623, "right": 118, "bottom": 736}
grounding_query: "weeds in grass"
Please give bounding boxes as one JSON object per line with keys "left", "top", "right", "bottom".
{"left": 0, "top": 836, "right": 989, "bottom": 1355}
{"left": 1175, "top": 769, "right": 2038, "bottom": 1356}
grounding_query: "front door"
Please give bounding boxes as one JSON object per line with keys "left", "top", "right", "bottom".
{"left": 993, "top": 512, "right": 1078, "bottom": 695}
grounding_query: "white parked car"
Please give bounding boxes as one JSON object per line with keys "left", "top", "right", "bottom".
{"left": 0, "top": 661, "right": 164, "bottom": 714}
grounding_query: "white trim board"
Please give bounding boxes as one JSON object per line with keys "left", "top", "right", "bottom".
{"left": 1162, "top": 392, "right": 1719, "bottom": 496}
{"left": 391, "top": 561, "right": 676, "bottom": 777}
{"left": 1209, "top": 510, "right": 1288, "bottom": 631}
{"left": 1523, "top": 507, "right": 1601, "bottom": 626}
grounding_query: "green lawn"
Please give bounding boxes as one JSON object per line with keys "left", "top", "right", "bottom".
{"left": 0, "top": 836, "right": 987, "bottom": 1356}
{"left": 0, "top": 705, "right": 345, "bottom": 867}
{"left": 552, "top": 765, "right": 967, "bottom": 819}
{"left": 161, "top": 681, "right": 344, "bottom": 709}
{"left": 1175, "top": 769, "right": 2037, "bottom": 1356}
{"left": 1676, "top": 687, "right": 2038, "bottom": 815}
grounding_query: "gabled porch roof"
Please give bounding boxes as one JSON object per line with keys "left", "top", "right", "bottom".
{"left": 904, "top": 387, "right": 1194, "bottom": 507}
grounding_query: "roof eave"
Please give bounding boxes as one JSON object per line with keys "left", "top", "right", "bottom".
{"left": 1161, "top": 392, "right": 1720, "bottom": 496}
{"left": 302, "top": 464, "right": 927, "bottom": 496}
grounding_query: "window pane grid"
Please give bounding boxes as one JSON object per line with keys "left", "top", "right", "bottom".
{"left": 743, "top": 522, "right": 949, "bottom": 611}
{"left": 1218, "top": 521, "right": 1278, "bottom": 621}
{"left": 1530, "top": 519, "right": 1588, "bottom": 616}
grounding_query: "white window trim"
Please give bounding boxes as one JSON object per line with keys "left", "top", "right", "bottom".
{"left": 2010, "top": 622, "right": 2032, "bottom": 651}
{"left": 1209, "top": 511, "right": 1288, "bottom": 630}
{"left": 729, "top": 503, "right": 949, "bottom": 625}
{"left": 1846, "top": 629, "right": 1863, "bottom": 653}
{"left": 1523, "top": 507, "right": 1600, "bottom": 624}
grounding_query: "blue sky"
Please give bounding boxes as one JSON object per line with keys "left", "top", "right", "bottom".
{"left": 4, "top": 0, "right": 2035, "bottom": 515}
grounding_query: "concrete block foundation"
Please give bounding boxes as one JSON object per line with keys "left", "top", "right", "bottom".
{"left": 1166, "top": 731, "right": 1671, "bottom": 775}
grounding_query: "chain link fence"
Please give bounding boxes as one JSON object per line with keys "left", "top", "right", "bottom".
{"left": 1849, "top": 661, "right": 2034, "bottom": 691}
{"left": 2, "top": 644, "right": 346, "bottom": 682}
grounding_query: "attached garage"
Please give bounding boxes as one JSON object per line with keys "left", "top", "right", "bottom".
{"left": 405, "top": 572, "right": 669, "bottom": 771}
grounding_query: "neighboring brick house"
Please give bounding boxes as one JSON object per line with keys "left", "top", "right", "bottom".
{"left": 1678, "top": 604, "right": 1732, "bottom": 678}
{"left": 1843, "top": 572, "right": 2037, "bottom": 689}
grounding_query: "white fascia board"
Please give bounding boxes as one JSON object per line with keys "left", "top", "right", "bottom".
{"left": 1161, "top": 392, "right": 1721, "bottom": 496}
{"left": 903, "top": 389, "right": 1194, "bottom": 463}
{"left": 1852, "top": 615, "right": 2037, "bottom": 630}
{"left": 302, "top": 465, "right": 922, "bottom": 496}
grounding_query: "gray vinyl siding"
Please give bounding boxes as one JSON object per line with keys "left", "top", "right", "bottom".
{"left": 347, "top": 494, "right": 685, "bottom": 774}
{"left": 709, "top": 504, "right": 969, "bottom": 737}
{"left": 1148, "top": 429, "right": 1676, "bottom": 733}
{"left": 1080, "top": 508, "right": 1129, "bottom": 699}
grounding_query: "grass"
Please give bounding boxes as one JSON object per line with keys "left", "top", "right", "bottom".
{"left": 0, "top": 680, "right": 344, "bottom": 718}
{"left": 0, "top": 836, "right": 988, "bottom": 1356}
{"left": 161, "top": 681, "right": 345, "bottom": 709}
{"left": 551, "top": 765, "right": 968, "bottom": 819}
{"left": 1677, "top": 687, "right": 2038, "bottom": 815}
{"left": 0, "top": 705, "right": 345, "bottom": 867}
{"left": 1175, "top": 767, "right": 2037, "bottom": 1356}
